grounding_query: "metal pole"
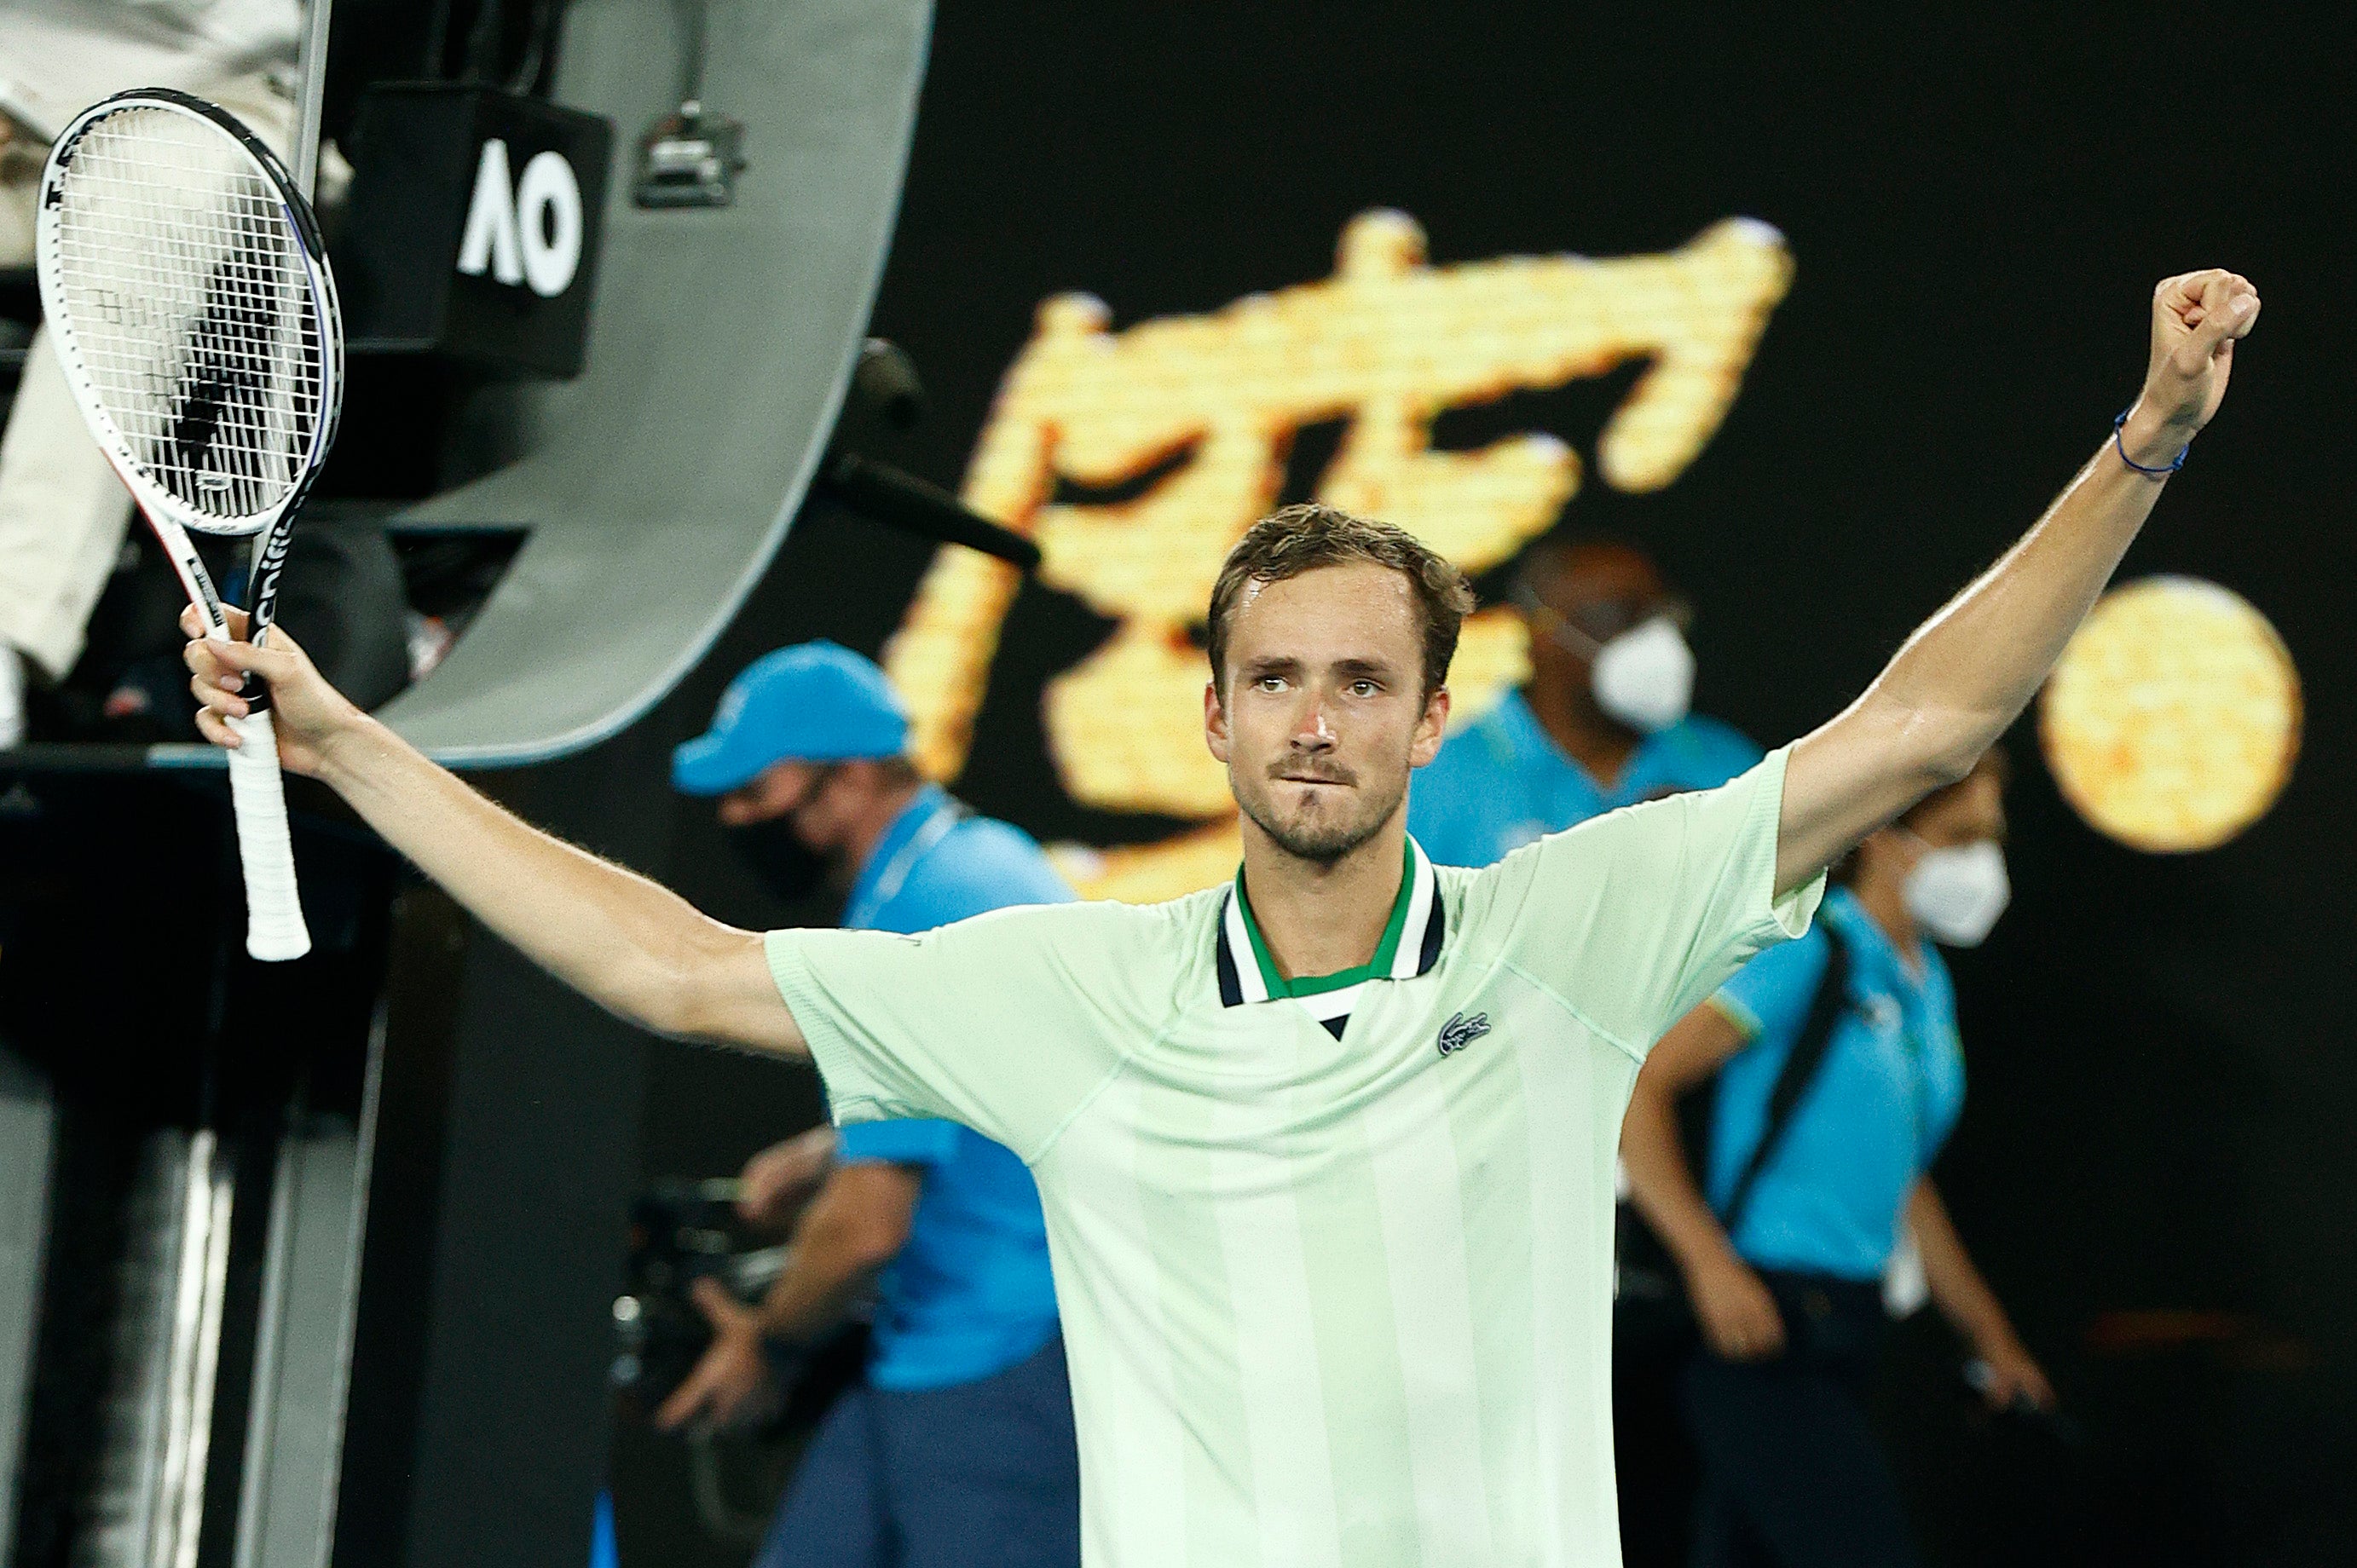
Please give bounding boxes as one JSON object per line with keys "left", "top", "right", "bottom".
{"left": 675, "top": 0, "right": 709, "bottom": 109}
{"left": 0, "top": 1053, "right": 57, "bottom": 1568}
{"left": 292, "top": 0, "right": 335, "bottom": 199}
{"left": 230, "top": 1005, "right": 387, "bottom": 1568}
{"left": 231, "top": 1118, "right": 302, "bottom": 1568}
{"left": 266, "top": 0, "right": 335, "bottom": 612}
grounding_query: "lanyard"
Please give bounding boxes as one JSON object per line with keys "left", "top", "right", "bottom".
{"left": 847, "top": 796, "right": 965, "bottom": 928}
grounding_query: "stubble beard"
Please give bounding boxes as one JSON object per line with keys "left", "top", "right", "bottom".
{"left": 1233, "top": 765, "right": 1407, "bottom": 868}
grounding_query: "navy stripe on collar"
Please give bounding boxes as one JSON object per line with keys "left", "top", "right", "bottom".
{"left": 1415, "top": 885, "right": 1445, "bottom": 974}
{"left": 1216, "top": 838, "right": 1445, "bottom": 1009}
{"left": 1216, "top": 919, "right": 1245, "bottom": 1007}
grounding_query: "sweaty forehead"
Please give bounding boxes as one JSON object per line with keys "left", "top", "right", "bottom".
{"left": 1230, "top": 563, "right": 1422, "bottom": 666}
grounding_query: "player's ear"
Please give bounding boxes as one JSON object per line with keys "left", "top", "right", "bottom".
{"left": 1409, "top": 683, "right": 1450, "bottom": 768}
{"left": 1204, "top": 680, "right": 1231, "bottom": 763}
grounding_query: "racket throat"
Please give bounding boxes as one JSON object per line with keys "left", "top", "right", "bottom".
{"left": 143, "top": 507, "right": 276, "bottom": 714}
{"left": 246, "top": 527, "right": 294, "bottom": 641}
{"left": 151, "top": 511, "right": 229, "bottom": 637}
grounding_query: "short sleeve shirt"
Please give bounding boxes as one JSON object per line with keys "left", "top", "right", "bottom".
{"left": 1704, "top": 888, "right": 1967, "bottom": 1281}
{"left": 828, "top": 787, "right": 1073, "bottom": 1391}
{"left": 1407, "top": 689, "right": 1765, "bottom": 867}
{"left": 767, "top": 751, "right": 1823, "bottom": 1568}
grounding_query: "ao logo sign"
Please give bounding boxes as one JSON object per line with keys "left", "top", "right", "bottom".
{"left": 456, "top": 139, "right": 583, "bottom": 298}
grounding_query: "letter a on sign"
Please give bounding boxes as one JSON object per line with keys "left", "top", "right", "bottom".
{"left": 458, "top": 139, "right": 525, "bottom": 287}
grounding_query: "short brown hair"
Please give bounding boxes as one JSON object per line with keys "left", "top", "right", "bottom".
{"left": 1204, "top": 504, "right": 1476, "bottom": 699}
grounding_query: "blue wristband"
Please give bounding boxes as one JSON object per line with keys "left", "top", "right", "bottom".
{"left": 2113, "top": 409, "right": 2187, "bottom": 476}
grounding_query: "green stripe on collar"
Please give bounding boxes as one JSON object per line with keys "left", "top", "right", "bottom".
{"left": 1232, "top": 840, "right": 1415, "bottom": 999}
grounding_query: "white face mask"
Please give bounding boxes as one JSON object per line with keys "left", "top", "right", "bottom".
{"left": 1590, "top": 616, "right": 1694, "bottom": 735}
{"left": 1902, "top": 839, "right": 2010, "bottom": 947}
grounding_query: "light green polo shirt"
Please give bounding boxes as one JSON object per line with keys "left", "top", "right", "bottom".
{"left": 767, "top": 749, "right": 1823, "bottom": 1568}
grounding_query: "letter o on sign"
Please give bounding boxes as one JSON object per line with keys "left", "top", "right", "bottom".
{"left": 516, "top": 150, "right": 583, "bottom": 298}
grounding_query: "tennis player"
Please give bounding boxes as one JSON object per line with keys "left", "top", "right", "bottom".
{"left": 182, "top": 270, "right": 2256, "bottom": 1567}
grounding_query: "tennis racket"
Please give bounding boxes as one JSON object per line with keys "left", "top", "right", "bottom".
{"left": 35, "top": 89, "right": 345, "bottom": 961}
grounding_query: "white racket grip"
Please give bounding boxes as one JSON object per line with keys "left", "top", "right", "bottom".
{"left": 225, "top": 709, "right": 312, "bottom": 961}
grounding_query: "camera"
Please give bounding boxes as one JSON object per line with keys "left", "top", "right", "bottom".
{"left": 612, "top": 1177, "right": 869, "bottom": 1433}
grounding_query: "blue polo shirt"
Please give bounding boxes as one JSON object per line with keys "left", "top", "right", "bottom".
{"left": 1407, "top": 689, "right": 1764, "bottom": 866}
{"left": 831, "top": 786, "right": 1072, "bottom": 1391}
{"left": 1703, "top": 889, "right": 1967, "bottom": 1282}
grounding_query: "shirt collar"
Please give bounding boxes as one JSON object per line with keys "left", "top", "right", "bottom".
{"left": 1216, "top": 837, "right": 1445, "bottom": 1007}
{"left": 844, "top": 784, "right": 961, "bottom": 928}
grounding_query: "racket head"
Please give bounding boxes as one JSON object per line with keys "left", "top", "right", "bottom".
{"left": 34, "top": 88, "right": 344, "bottom": 540}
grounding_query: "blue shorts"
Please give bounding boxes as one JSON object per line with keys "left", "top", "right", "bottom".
{"left": 753, "top": 1335, "right": 1079, "bottom": 1568}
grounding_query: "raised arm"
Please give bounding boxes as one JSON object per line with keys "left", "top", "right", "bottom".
{"left": 1776, "top": 269, "right": 2261, "bottom": 891}
{"left": 183, "top": 608, "right": 806, "bottom": 1057}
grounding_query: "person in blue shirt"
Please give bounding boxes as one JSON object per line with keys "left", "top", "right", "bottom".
{"left": 1622, "top": 749, "right": 2053, "bottom": 1568}
{"left": 652, "top": 641, "right": 1078, "bottom": 1568}
{"left": 1407, "top": 536, "right": 1761, "bottom": 865}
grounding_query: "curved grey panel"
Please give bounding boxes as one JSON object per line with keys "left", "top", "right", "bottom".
{"left": 376, "top": 0, "right": 933, "bottom": 765}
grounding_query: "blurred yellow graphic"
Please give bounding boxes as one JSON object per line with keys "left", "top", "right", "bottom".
{"left": 884, "top": 209, "right": 1793, "bottom": 898}
{"left": 2041, "top": 577, "right": 2300, "bottom": 854}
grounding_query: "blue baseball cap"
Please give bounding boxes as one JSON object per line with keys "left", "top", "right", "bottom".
{"left": 671, "top": 640, "right": 910, "bottom": 796}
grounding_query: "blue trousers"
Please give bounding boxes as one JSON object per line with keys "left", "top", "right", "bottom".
{"left": 1680, "top": 1274, "right": 1920, "bottom": 1568}
{"left": 753, "top": 1336, "right": 1079, "bottom": 1568}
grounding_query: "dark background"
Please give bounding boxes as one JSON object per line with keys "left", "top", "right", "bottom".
{"left": 627, "top": 3, "right": 2353, "bottom": 1564}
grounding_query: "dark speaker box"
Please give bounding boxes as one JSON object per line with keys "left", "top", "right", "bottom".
{"left": 340, "top": 84, "right": 615, "bottom": 378}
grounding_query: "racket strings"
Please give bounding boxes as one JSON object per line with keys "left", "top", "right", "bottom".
{"left": 49, "top": 107, "right": 328, "bottom": 529}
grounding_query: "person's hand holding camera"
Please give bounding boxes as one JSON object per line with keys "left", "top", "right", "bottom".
{"left": 653, "top": 1278, "right": 782, "bottom": 1434}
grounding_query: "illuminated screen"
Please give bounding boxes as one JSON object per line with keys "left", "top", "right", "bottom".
{"left": 884, "top": 209, "right": 1794, "bottom": 899}
{"left": 881, "top": 209, "right": 2296, "bottom": 899}
{"left": 2041, "top": 576, "right": 2301, "bottom": 853}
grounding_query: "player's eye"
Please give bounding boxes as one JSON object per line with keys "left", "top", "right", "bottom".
{"left": 1349, "top": 678, "right": 1381, "bottom": 697}
{"left": 1253, "top": 674, "right": 1287, "bottom": 693}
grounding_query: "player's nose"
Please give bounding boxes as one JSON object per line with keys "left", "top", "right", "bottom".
{"left": 1290, "top": 702, "right": 1337, "bottom": 748}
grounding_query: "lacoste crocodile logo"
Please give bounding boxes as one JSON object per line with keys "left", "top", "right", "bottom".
{"left": 1436, "top": 1011, "right": 1492, "bottom": 1058}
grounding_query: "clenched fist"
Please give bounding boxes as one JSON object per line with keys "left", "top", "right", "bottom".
{"left": 2118, "top": 269, "right": 2261, "bottom": 469}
